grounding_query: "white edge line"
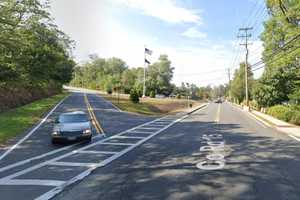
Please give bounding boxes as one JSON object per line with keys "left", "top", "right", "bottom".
{"left": 287, "top": 134, "right": 300, "bottom": 142}
{"left": 35, "top": 104, "right": 208, "bottom": 200}
{"left": 95, "top": 94, "right": 122, "bottom": 112}
{"left": 247, "top": 111, "right": 269, "bottom": 128}
{"left": 0, "top": 95, "right": 70, "bottom": 161}
{"left": 228, "top": 102, "right": 269, "bottom": 128}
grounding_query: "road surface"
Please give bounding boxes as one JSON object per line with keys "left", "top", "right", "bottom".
{"left": 1, "top": 90, "right": 300, "bottom": 200}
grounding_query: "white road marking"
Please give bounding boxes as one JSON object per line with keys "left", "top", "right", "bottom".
{"left": 77, "top": 150, "right": 117, "bottom": 154}
{"left": 155, "top": 120, "right": 173, "bottom": 123}
{"left": 2, "top": 104, "right": 208, "bottom": 200}
{"left": 101, "top": 142, "right": 135, "bottom": 146}
{"left": 96, "top": 94, "right": 122, "bottom": 112}
{"left": 112, "top": 136, "right": 145, "bottom": 139}
{"left": 0, "top": 179, "right": 65, "bottom": 186}
{"left": 0, "top": 143, "right": 80, "bottom": 173}
{"left": 0, "top": 113, "right": 170, "bottom": 173}
{"left": 0, "top": 114, "right": 180, "bottom": 180}
{"left": 145, "top": 124, "right": 166, "bottom": 127}
{"left": 36, "top": 105, "right": 208, "bottom": 200}
{"left": 228, "top": 102, "right": 268, "bottom": 128}
{"left": 287, "top": 134, "right": 300, "bottom": 142}
{"left": 0, "top": 95, "right": 70, "bottom": 161}
{"left": 135, "top": 127, "right": 161, "bottom": 130}
{"left": 50, "top": 162, "right": 98, "bottom": 167}
{"left": 126, "top": 130, "right": 153, "bottom": 134}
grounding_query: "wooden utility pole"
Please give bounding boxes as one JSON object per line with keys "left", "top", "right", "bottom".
{"left": 238, "top": 27, "right": 252, "bottom": 107}
{"left": 227, "top": 68, "right": 231, "bottom": 101}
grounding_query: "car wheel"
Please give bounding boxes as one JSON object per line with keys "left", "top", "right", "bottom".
{"left": 51, "top": 138, "right": 57, "bottom": 144}
{"left": 85, "top": 136, "right": 92, "bottom": 143}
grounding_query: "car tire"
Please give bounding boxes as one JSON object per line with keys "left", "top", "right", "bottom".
{"left": 51, "top": 138, "right": 57, "bottom": 144}
{"left": 85, "top": 136, "right": 92, "bottom": 143}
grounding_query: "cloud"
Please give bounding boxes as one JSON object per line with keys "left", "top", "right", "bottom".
{"left": 112, "top": 0, "right": 202, "bottom": 24}
{"left": 181, "top": 27, "right": 207, "bottom": 39}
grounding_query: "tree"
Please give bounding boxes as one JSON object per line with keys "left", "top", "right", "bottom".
{"left": 253, "top": 0, "right": 300, "bottom": 107}
{"left": 230, "top": 62, "right": 254, "bottom": 103}
{"left": 147, "top": 55, "right": 174, "bottom": 96}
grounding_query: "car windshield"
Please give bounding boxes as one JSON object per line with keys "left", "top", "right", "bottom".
{"left": 58, "top": 114, "right": 88, "bottom": 123}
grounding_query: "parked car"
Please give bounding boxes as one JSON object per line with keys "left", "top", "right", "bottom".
{"left": 52, "top": 111, "right": 92, "bottom": 144}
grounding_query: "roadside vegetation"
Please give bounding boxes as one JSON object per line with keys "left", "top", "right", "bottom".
{"left": 69, "top": 55, "right": 227, "bottom": 103}
{"left": 0, "top": 93, "right": 68, "bottom": 144}
{"left": 101, "top": 94, "right": 201, "bottom": 116}
{"left": 0, "top": 0, "right": 75, "bottom": 112}
{"left": 228, "top": 0, "right": 300, "bottom": 125}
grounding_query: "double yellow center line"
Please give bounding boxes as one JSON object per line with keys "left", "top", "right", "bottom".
{"left": 84, "top": 94, "right": 105, "bottom": 135}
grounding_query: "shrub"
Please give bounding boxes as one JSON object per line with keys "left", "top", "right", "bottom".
{"left": 106, "top": 88, "right": 112, "bottom": 94}
{"left": 150, "top": 91, "right": 156, "bottom": 98}
{"left": 176, "top": 94, "right": 181, "bottom": 99}
{"left": 290, "top": 111, "right": 300, "bottom": 125}
{"left": 130, "top": 89, "right": 139, "bottom": 103}
{"left": 266, "top": 105, "right": 293, "bottom": 122}
{"left": 250, "top": 100, "right": 260, "bottom": 111}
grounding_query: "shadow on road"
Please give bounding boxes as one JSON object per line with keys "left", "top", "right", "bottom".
{"left": 55, "top": 119, "right": 300, "bottom": 200}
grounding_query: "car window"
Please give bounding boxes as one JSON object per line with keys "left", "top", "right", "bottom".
{"left": 59, "top": 114, "right": 88, "bottom": 123}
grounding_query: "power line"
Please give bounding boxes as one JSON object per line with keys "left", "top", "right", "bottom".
{"left": 251, "top": 33, "right": 300, "bottom": 68}
{"left": 252, "top": 45, "right": 300, "bottom": 71}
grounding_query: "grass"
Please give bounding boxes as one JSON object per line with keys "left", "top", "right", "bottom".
{"left": 102, "top": 94, "right": 202, "bottom": 116}
{"left": 0, "top": 93, "right": 69, "bottom": 144}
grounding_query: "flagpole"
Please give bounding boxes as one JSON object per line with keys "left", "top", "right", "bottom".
{"left": 143, "top": 45, "right": 146, "bottom": 98}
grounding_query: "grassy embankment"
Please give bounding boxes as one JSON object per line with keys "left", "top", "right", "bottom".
{"left": 102, "top": 94, "right": 202, "bottom": 116}
{"left": 0, "top": 93, "right": 68, "bottom": 144}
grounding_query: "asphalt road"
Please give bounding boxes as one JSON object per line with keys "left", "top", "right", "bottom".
{"left": 53, "top": 102, "right": 300, "bottom": 200}
{"left": 1, "top": 92, "right": 300, "bottom": 200}
{"left": 0, "top": 90, "right": 156, "bottom": 199}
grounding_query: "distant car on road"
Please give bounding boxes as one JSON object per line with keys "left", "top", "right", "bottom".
{"left": 52, "top": 111, "right": 92, "bottom": 144}
{"left": 214, "top": 98, "right": 222, "bottom": 103}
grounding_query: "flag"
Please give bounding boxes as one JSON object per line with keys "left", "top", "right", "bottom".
{"left": 145, "top": 47, "right": 152, "bottom": 55}
{"left": 145, "top": 58, "right": 151, "bottom": 64}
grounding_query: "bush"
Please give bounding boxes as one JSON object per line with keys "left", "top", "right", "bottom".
{"left": 176, "top": 94, "right": 181, "bottom": 99}
{"left": 267, "top": 105, "right": 293, "bottom": 122}
{"left": 150, "top": 91, "right": 156, "bottom": 98}
{"left": 130, "top": 89, "right": 139, "bottom": 103}
{"left": 290, "top": 112, "right": 300, "bottom": 125}
{"left": 249, "top": 100, "right": 260, "bottom": 111}
{"left": 106, "top": 88, "right": 112, "bottom": 94}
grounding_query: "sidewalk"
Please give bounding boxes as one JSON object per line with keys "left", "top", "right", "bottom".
{"left": 250, "top": 109, "right": 300, "bottom": 138}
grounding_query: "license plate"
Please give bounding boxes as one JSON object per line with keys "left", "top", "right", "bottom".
{"left": 68, "top": 136, "right": 76, "bottom": 140}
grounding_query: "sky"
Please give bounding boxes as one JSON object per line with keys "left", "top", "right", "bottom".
{"left": 49, "top": 0, "right": 268, "bottom": 86}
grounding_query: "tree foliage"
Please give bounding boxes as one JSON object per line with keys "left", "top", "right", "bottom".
{"left": 0, "top": 0, "right": 75, "bottom": 111}
{"left": 253, "top": 0, "right": 300, "bottom": 107}
{"left": 230, "top": 62, "right": 254, "bottom": 103}
{"left": 70, "top": 54, "right": 175, "bottom": 97}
